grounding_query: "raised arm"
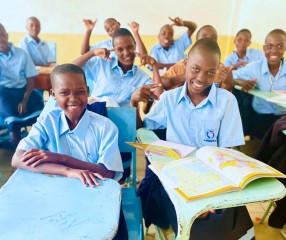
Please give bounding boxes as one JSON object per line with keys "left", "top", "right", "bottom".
{"left": 80, "top": 19, "right": 97, "bottom": 55}
{"left": 128, "top": 21, "right": 148, "bottom": 56}
{"left": 73, "top": 48, "right": 113, "bottom": 67}
{"left": 169, "top": 17, "right": 197, "bottom": 38}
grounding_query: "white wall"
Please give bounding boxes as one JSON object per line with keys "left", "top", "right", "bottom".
{"left": 1, "top": 0, "right": 285, "bottom": 43}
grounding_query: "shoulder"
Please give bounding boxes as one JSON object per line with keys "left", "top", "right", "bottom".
{"left": 215, "top": 88, "right": 237, "bottom": 106}
{"left": 87, "top": 110, "right": 118, "bottom": 131}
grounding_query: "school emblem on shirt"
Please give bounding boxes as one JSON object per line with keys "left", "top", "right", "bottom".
{"left": 204, "top": 129, "right": 216, "bottom": 143}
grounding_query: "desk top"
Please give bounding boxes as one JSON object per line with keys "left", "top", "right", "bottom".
{"left": 137, "top": 128, "right": 286, "bottom": 239}
{"left": 0, "top": 169, "right": 121, "bottom": 240}
{"left": 234, "top": 85, "right": 286, "bottom": 108}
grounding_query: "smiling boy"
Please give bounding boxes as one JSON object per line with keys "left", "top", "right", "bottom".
{"left": 12, "top": 64, "right": 123, "bottom": 186}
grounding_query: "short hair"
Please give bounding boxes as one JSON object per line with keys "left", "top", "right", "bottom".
{"left": 26, "top": 16, "right": 40, "bottom": 25}
{"left": 104, "top": 18, "right": 118, "bottom": 24}
{"left": 188, "top": 38, "right": 221, "bottom": 60}
{"left": 236, "top": 29, "right": 252, "bottom": 38}
{"left": 50, "top": 64, "right": 86, "bottom": 88}
{"left": 196, "top": 25, "right": 217, "bottom": 40}
{"left": 0, "top": 23, "right": 6, "bottom": 33}
{"left": 266, "top": 29, "right": 286, "bottom": 39}
{"left": 112, "top": 28, "right": 135, "bottom": 45}
{"left": 159, "top": 24, "right": 174, "bottom": 36}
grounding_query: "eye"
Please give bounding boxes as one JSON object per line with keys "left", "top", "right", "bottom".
{"left": 59, "top": 91, "right": 68, "bottom": 96}
{"left": 207, "top": 71, "right": 216, "bottom": 78}
{"left": 191, "top": 67, "right": 200, "bottom": 73}
{"left": 76, "top": 90, "right": 86, "bottom": 95}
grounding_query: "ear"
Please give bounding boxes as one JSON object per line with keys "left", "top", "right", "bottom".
{"left": 247, "top": 40, "right": 251, "bottom": 47}
{"left": 50, "top": 89, "right": 56, "bottom": 99}
{"left": 87, "top": 86, "right": 90, "bottom": 95}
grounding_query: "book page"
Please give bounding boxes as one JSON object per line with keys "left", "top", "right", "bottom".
{"left": 150, "top": 157, "right": 236, "bottom": 201}
{"left": 196, "top": 146, "right": 285, "bottom": 188}
{"left": 150, "top": 140, "right": 196, "bottom": 158}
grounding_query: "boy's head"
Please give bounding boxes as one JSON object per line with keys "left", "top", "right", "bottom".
{"left": 0, "top": 23, "right": 9, "bottom": 53}
{"left": 104, "top": 18, "right": 120, "bottom": 38}
{"left": 196, "top": 25, "right": 218, "bottom": 41}
{"left": 112, "top": 28, "right": 136, "bottom": 67}
{"left": 26, "top": 17, "right": 41, "bottom": 39}
{"left": 186, "top": 38, "right": 220, "bottom": 97}
{"left": 51, "top": 64, "right": 89, "bottom": 122}
{"left": 158, "top": 24, "right": 174, "bottom": 49}
{"left": 234, "top": 29, "right": 252, "bottom": 53}
{"left": 263, "top": 29, "right": 286, "bottom": 66}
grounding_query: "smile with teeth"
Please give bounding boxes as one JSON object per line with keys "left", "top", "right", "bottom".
{"left": 164, "top": 39, "right": 169, "bottom": 43}
{"left": 193, "top": 81, "right": 204, "bottom": 88}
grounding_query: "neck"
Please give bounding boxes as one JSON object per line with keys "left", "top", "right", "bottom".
{"left": 237, "top": 50, "right": 246, "bottom": 59}
{"left": 0, "top": 45, "right": 11, "bottom": 55}
{"left": 118, "top": 61, "right": 133, "bottom": 74}
{"left": 269, "top": 60, "right": 282, "bottom": 76}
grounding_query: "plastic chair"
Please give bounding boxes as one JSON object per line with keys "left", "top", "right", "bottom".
{"left": 107, "top": 107, "right": 143, "bottom": 240}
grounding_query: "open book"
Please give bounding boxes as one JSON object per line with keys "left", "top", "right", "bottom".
{"left": 127, "top": 140, "right": 196, "bottom": 159}
{"left": 148, "top": 146, "right": 285, "bottom": 201}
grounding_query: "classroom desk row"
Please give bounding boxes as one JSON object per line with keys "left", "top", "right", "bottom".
{"left": 34, "top": 66, "right": 54, "bottom": 91}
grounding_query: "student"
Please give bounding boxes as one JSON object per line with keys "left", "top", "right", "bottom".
{"left": 149, "top": 17, "right": 197, "bottom": 70}
{"left": 255, "top": 115, "right": 286, "bottom": 228}
{"left": 0, "top": 23, "right": 43, "bottom": 148}
{"left": 74, "top": 27, "right": 162, "bottom": 182}
{"left": 160, "top": 25, "right": 234, "bottom": 92}
{"left": 225, "top": 29, "right": 264, "bottom": 70}
{"left": 80, "top": 18, "right": 147, "bottom": 57}
{"left": 11, "top": 63, "right": 127, "bottom": 239}
{"left": 131, "top": 38, "right": 253, "bottom": 239}
{"left": 19, "top": 17, "right": 56, "bottom": 66}
{"left": 11, "top": 63, "right": 123, "bottom": 182}
{"left": 73, "top": 28, "right": 163, "bottom": 108}
{"left": 233, "top": 29, "right": 286, "bottom": 139}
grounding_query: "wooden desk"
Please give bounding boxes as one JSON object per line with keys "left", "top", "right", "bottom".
{"left": 34, "top": 66, "right": 54, "bottom": 91}
{"left": 137, "top": 128, "right": 286, "bottom": 240}
{"left": 0, "top": 169, "right": 121, "bottom": 239}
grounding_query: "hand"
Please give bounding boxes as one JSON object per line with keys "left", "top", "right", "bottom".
{"left": 67, "top": 168, "right": 105, "bottom": 187}
{"left": 217, "top": 63, "right": 230, "bottom": 83}
{"left": 83, "top": 19, "right": 97, "bottom": 31}
{"left": 135, "top": 52, "right": 156, "bottom": 67}
{"left": 131, "top": 84, "right": 161, "bottom": 107}
{"left": 169, "top": 16, "right": 184, "bottom": 27}
{"left": 93, "top": 48, "right": 114, "bottom": 61}
{"left": 241, "top": 79, "right": 256, "bottom": 92}
{"left": 18, "top": 101, "right": 27, "bottom": 116}
{"left": 198, "top": 210, "right": 216, "bottom": 219}
{"left": 21, "top": 149, "right": 63, "bottom": 168}
{"left": 128, "top": 21, "right": 139, "bottom": 33}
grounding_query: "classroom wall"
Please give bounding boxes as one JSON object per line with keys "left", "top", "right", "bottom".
{"left": 1, "top": 0, "right": 285, "bottom": 64}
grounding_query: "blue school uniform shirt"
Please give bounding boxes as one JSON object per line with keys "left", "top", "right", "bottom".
{"left": 233, "top": 58, "right": 286, "bottom": 115}
{"left": 19, "top": 34, "right": 54, "bottom": 66}
{"left": 224, "top": 48, "right": 264, "bottom": 68}
{"left": 144, "top": 83, "right": 244, "bottom": 148}
{"left": 150, "top": 31, "right": 192, "bottom": 64}
{"left": 83, "top": 56, "right": 153, "bottom": 107}
{"left": 17, "top": 108, "right": 124, "bottom": 181}
{"left": 0, "top": 43, "right": 38, "bottom": 88}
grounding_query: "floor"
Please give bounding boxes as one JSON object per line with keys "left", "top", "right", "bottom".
{"left": 0, "top": 140, "right": 285, "bottom": 239}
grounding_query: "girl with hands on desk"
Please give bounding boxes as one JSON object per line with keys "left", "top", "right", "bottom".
{"left": 12, "top": 64, "right": 124, "bottom": 188}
